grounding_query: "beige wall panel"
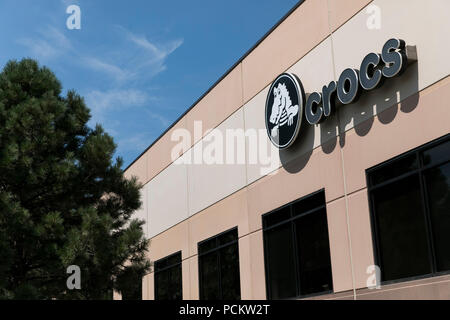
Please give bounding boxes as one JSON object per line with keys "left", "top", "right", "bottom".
{"left": 326, "top": 197, "right": 354, "bottom": 293}
{"left": 124, "top": 152, "right": 148, "bottom": 185}
{"left": 148, "top": 220, "right": 189, "bottom": 262}
{"left": 187, "top": 109, "right": 247, "bottom": 216}
{"left": 243, "top": 85, "right": 281, "bottom": 185}
{"left": 113, "top": 290, "right": 122, "bottom": 300}
{"left": 182, "top": 258, "right": 191, "bottom": 299}
{"left": 346, "top": 189, "right": 375, "bottom": 289}
{"left": 238, "top": 235, "right": 253, "bottom": 300}
{"left": 342, "top": 76, "right": 450, "bottom": 193}
{"left": 142, "top": 274, "right": 149, "bottom": 300}
{"left": 145, "top": 117, "right": 187, "bottom": 184}
{"left": 147, "top": 273, "right": 155, "bottom": 300}
{"left": 244, "top": 37, "right": 338, "bottom": 185}
{"left": 247, "top": 143, "right": 345, "bottom": 232}
{"left": 280, "top": 35, "right": 340, "bottom": 166}
{"left": 356, "top": 275, "right": 450, "bottom": 300}
{"left": 332, "top": 0, "right": 450, "bottom": 132}
{"left": 288, "top": 37, "right": 335, "bottom": 94}
{"left": 186, "top": 65, "right": 244, "bottom": 145}
{"left": 248, "top": 230, "right": 267, "bottom": 300}
{"left": 327, "top": 0, "right": 373, "bottom": 32}
{"left": 310, "top": 290, "right": 355, "bottom": 300}
{"left": 147, "top": 158, "right": 189, "bottom": 238}
{"left": 189, "top": 255, "right": 199, "bottom": 300}
{"left": 132, "top": 183, "right": 148, "bottom": 238}
{"left": 188, "top": 189, "right": 249, "bottom": 256}
{"left": 242, "top": 0, "right": 330, "bottom": 103}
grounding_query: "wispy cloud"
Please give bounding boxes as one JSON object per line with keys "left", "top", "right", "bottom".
{"left": 17, "top": 22, "right": 183, "bottom": 84}
{"left": 45, "top": 26, "right": 72, "bottom": 49}
{"left": 82, "top": 57, "right": 134, "bottom": 82}
{"left": 17, "top": 26, "right": 71, "bottom": 59}
{"left": 75, "top": 27, "right": 183, "bottom": 84}
{"left": 16, "top": 19, "right": 182, "bottom": 166}
{"left": 86, "top": 89, "right": 149, "bottom": 121}
{"left": 85, "top": 89, "right": 169, "bottom": 126}
{"left": 116, "top": 133, "right": 155, "bottom": 153}
{"left": 145, "top": 110, "right": 171, "bottom": 128}
{"left": 61, "top": 0, "right": 79, "bottom": 7}
{"left": 126, "top": 30, "right": 183, "bottom": 62}
{"left": 17, "top": 38, "right": 59, "bottom": 59}
{"left": 115, "top": 26, "right": 184, "bottom": 78}
{"left": 85, "top": 88, "right": 170, "bottom": 161}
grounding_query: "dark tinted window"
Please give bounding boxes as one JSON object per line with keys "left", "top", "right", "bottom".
{"left": 154, "top": 252, "right": 182, "bottom": 300}
{"left": 292, "top": 191, "right": 325, "bottom": 216}
{"left": 198, "top": 238, "right": 216, "bottom": 255}
{"left": 220, "top": 242, "right": 241, "bottom": 299}
{"left": 424, "top": 162, "right": 450, "bottom": 272}
{"left": 372, "top": 175, "right": 431, "bottom": 280}
{"left": 199, "top": 252, "right": 220, "bottom": 299}
{"left": 264, "top": 223, "right": 297, "bottom": 299}
{"left": 423, "top": 140, "right": 450, "bottom": 166}
{"left": 369, "top": 153, "right": 418, "bottom": 185}
{"left": 198, "top": 228, "right": 240, "bottom": 300}
{"left": 262, "top": 190, "right": 333, "bottom": 299}
{"left": 368, "top": 134, "right": 450, "bottom": 283}
{"left": 295, "top": 208, "right": 333, "bottom": 295}
{"left": 263, "top": 205, "right": 291, "bottom": 228}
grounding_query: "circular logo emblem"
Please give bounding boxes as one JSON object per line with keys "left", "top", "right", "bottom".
{"left": 265, "top": 73, "right": 304, "bottom": 149}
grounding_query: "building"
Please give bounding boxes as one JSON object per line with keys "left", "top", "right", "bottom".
{"left": 122, "top": 0, "right": 450, "bottom": 300}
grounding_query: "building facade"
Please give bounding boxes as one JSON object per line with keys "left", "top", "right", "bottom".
{"left": 123, "top": 0, "right": 450, "bottom": 300}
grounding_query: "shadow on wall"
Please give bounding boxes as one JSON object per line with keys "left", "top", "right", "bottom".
{"left": 280, "top": 60, "right": 419, "bottom": 174}
{"left": 279, "top": 114, "right": 315, "bottom": 173}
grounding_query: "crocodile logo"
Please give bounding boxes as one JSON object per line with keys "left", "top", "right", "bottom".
{"left": 265, "top": 73, "right": 304, "bottom": 149}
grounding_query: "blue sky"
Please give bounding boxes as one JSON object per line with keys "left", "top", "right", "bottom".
{"left": 0, "top": 0, "right": 299, "bottom": 167}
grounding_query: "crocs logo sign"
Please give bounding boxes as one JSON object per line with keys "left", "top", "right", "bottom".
{"left": 265, "top": 73, "right": 304, "bottom": 149}
{"left": 265, "top": 38, "right": 417, "bottom": 148}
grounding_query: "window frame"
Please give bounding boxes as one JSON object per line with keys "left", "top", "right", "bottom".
{"left": 154, "top": 251, "right": 183, "bottom": 300}
{"left": 262, "top": 189, "right": 333, "bottom": 299}
{"left": 366, "top": 134, "right": 450, "bottom": 285}
{"left": 197, "top": 227, "right": 241, "bottom": 300}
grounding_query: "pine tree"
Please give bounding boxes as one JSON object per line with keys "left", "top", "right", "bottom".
{"left": 0, "top": 58, "right": 150, "bottom": 299}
